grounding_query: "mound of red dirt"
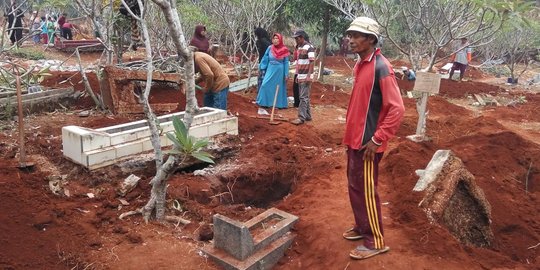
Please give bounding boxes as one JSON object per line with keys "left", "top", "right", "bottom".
{"left": 396, "top": 75, "right": 506, "bottom": 98}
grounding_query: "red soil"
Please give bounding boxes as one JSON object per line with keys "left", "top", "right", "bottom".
{"left": 0, "top": 54, "right": 538, "bottom": 270}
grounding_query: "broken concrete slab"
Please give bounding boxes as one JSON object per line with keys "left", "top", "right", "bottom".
{"left": 0, "top": 87, "right": 75, "bottom": 109}
{"left": 202, "top": 208, "right": 298, "bottom": 270}
{"left": 229, "top": 77, "right": 258, "bottom": 93}
{"left": 473, "top": 94, "right": 486, "bottom": 106}
{"left": 117, "top": 174, "right": 140, "bottom": 197}
{"left": 414, "top": 150, "right": 451, "bottom": 191}
{"left": 54, "top": 39, "right": 105, "bottom": 52}
{"left": 100, "top": 65, "right": 184, "bottom": 114}
{"left": 415, "top": 150, "right": 493, "bottom": 247}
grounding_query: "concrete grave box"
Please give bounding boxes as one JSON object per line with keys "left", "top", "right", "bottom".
{"left": 202, "top": 208, "right": 298, "bottom": 270}
{"left": 62, "top": 107, "right": 238, "bottom": 170}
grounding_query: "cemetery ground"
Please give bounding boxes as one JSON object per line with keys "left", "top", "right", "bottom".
{"left": 0, "top": 49, "right": 539, "bottom": 270}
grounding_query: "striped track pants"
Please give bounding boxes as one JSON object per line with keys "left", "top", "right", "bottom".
{"left": 347, "top": 147, "right": 385, "bottom": 249}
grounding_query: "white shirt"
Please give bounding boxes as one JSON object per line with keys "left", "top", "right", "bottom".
{"left": 454, "top": 42, "right": 471, "bottom": 65}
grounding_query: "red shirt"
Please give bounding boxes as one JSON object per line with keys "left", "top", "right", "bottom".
{"left": 343, "top": 49, "right": 405, "bottom": 152}
{"left": 58, "top": 16, "right": 66, "bottom": 27}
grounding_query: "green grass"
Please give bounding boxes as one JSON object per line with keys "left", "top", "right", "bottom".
{"left": 7, "top": 48, "right": 46, "bottom": 60}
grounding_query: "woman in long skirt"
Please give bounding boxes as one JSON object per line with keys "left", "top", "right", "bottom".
{"left": 256, "top": 33, "right": 290, "bottom": 109}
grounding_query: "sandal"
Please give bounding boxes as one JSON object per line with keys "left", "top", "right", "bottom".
{"left": 342, "top": 228, "right": 363, "bottom": 240}
{"left": 349, "top": 245, "right": 390, "bottom": 260}
{"left": 290, "top": 119, "right": 304, "bottom": 125}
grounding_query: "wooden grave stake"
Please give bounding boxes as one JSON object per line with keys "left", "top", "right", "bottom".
{"left": 406, "top": 72, "right": 441, "bottom": 142}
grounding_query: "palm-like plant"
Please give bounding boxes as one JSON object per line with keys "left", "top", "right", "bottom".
{"left": 165, "top": 116, "right": 214, "bottom": 164}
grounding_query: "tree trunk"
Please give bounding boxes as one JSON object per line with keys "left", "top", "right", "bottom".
{"left": 142, "top": 155, "right": 178, "bottom": 221}
{"left": 151, "top": 0, "right": 198, "bottom": 127}
{"left": 426, "top": 49, "right": 439, "bottom": 72}
{"left": 75, "top": 48, "right": 103, "bottom": 109}
{"left": 134, "top": 0, "right": 200, "bottom": 221}
{"left": 121, "top": 0, "right": 173, "bottom": 222}
{"left": 317, "top": 7, "right": 330, "bottom": 82}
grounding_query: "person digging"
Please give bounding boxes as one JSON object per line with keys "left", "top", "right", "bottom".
{"left": 342, "top": 16, "right": 405, "bottom": 260}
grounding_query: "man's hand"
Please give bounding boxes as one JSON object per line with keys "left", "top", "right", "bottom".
{"left": 361, "top": 140, "right": 379, "bottom": 161}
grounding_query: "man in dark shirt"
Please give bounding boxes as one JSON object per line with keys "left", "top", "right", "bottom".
{"left": 4, "top": 0, "right": 24, "bottom": 45}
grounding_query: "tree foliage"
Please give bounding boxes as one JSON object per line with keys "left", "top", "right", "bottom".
{"left": 323, "top": 0, "right": 537, "bottom": 71}
{"left": 476, "top": 8, "right": 540, "bottom": 81}
{"left": 285, "top": 0, "right": 350, "bottom": 47}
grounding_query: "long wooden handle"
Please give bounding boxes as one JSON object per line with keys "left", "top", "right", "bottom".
{"left": 15, "top": 71, "right": 26, "bottom": 166}
{"left": 269, "top": 84, "right": 280, "bottom": 122}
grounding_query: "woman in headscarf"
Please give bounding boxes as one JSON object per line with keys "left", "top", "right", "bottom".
{"left": 189, "top": 25, "right": 210, "bottom": 54}
{"left": 254, "top": 27, "right": 272, "bottom": 92}
{"left": 256, "top": 33, "right": 290, "bottom": 109}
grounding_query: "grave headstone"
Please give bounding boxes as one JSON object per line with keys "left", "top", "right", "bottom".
{"left": 406, "top": 72, "right": 441, "bottom": 142}
{"left": 414, "top": 150, "right": 493, "bottom": 247}
{"left": 202, "top": 208, "right": 298, "bottom": 270}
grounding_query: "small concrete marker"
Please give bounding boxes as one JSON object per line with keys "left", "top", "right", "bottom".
{"left": 201, "top": 208, "right": 298, "bottom": 270}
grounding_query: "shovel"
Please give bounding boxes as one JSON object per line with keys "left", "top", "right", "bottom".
{"left": 269, "top": 84, "right": 281, "bottom": 125}
{"left": 15, "top": 70, "right": 34, "bottom": 171}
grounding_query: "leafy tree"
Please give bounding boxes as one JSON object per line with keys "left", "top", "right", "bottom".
{"left": 477, "top": 9, "right": 540, "bottom": 82}
{"left": 285, "top": 0, "right": 349, "bottom": 81}
{"left": 196, "top": 0, "right": 286, "bottom": 78}
{"left": 323, "top": 0, "right": 535, "bottom": 71}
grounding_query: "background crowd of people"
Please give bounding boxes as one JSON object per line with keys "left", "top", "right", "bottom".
{"left": 3, "top": 0, "right": 74, "bottom": 47}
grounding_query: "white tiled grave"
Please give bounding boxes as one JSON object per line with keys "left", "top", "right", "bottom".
{"left": 62, "top": 107, "right": 238, "bottom": 170}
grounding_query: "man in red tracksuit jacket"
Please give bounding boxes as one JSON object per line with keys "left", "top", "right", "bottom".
{"left": 341, "top": 16, "right": 405, "bottom": 260}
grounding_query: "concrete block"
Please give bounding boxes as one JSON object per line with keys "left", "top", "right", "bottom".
{"left": 202, "top": 208, "right": 298, "bottom": 270}
{"left": 141, "top": 137, "right": 170, "bottom": 152}
{"left": 134, "top": 128, "right": 152, "bottom": 140}
{"left": 114, "top": 141, "right": 143, "bottom": 159}
{"left": 417, "top": 150, "right": 493, "bottom": 247}
{"left": 96, "top": 119, "right": 145, "bottom": 134}
{"left": 188, "top": 125, "right": 209, "bottom": 139}
{"left": 62, "top": 126, "right": 85, "bottom": 164}
{"left": 110, "top": 130, "right": 138, "bottom": 145}
{"left": 213, "top": 215, "right": 254, "bottom": 260}
{"left": 226, "top": 117, "right": 239, "bottom": 135}
{"left": 80, "top": 132, "right": 111, "bottom": 152}
{"left": 205, "top": 233, "right": 294, "bottom": 270}
{"left": 85, "top": 148, "right": 117, "bottom": 168}
{"left": 141, "top": 139, "right": 153, "bottom": 152}
{"left": 208, "top": 119, "right": 229, "bottom": 136}
{"left": 414, "top": 150, "right": 451, "bottom": 191}
{"left": 160, "top": 134, "right": 173, "bottom": 147}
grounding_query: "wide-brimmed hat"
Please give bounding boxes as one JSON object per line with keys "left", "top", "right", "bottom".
{"left": 346, "top": 17, "right": 380, "bottom": 38}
